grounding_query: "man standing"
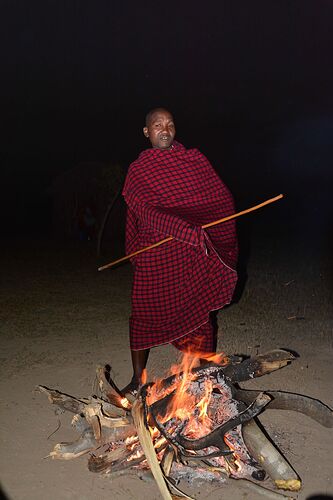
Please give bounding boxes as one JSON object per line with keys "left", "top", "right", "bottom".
{"left": 121, "top": 108, "right": 238, "bottom": 395}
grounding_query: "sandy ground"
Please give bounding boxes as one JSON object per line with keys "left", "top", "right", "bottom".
{"left": 1, "top": 231, "right": 332, "bottom": 500}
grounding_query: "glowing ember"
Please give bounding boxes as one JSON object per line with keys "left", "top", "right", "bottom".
{"left": 120, "top": 397, "right": 131, "bottom": 409}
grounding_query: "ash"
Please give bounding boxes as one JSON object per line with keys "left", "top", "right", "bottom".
{"left": 170, "top": 462, "right": 226, "bottom": 485}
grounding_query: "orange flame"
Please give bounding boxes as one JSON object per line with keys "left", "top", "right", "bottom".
{"left": 196, "top": 379, "right": 213, "bottom": 419}
{"left": 203, "top": 352, "right": 229, "bottom": 365}
{"left": 146, "top": 351, "right": 228, "bottom": 439}
{"left": 141, "top": 368, "right": 147, "bottom": 385}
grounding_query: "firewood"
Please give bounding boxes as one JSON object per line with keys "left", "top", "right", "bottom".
{"left": 49, "top": 429, "right": 97, "bottom": 459}
{"left": 242, "top": 419, "right": 301, "bottom": 491}
{"left": 131, "top": 398, "right": 174, "bottom": 500}
{"left": 132, "top": 399, "right": 194, "bottom": 499}
{"left": 38, "top": 384, "right": 137, "bottom": 461}
{"left": 36, "top": 385, "right": 128, "bottom": 419}
{"left": 49, "top": 423, "right": 136, "bottom": 460}
{"left": 226, "top": 478, "right": 294, "bottom": 499}
{"left": 71, "top": 413, "right": 90, "bottom": 433}
{"left": 141, "top": 350, "right": 294, "bottom": 401}
{"left": 37, "top": 351, "right": 331, "bottom": 498}
{"left": 235, "top": 389, "right": 333, "bottom": 428}
{"left": 160, "top": 446, "right": 175, "bottom": 477}
{"left": 88, "top": 447, "right": 142, "bottom": 473}
{"left": 222, "top": 350, "right": 295, "bottom": 382}
{"left": 95, "top": 364, "right": 126, "bottom": 410}
{"left": 81, "top": 401, "right": 132, "bottom": 430}
{"left": 37, "top": 385, "right": 88, "bottom": 413}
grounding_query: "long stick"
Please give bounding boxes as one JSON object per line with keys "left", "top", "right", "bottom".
{"left": 98, "top": 194, "right": 283, "bottom": 271}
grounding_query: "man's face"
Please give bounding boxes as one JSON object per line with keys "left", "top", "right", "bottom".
{"left": 143, "top": 110, "right": 176, "bottom": 149}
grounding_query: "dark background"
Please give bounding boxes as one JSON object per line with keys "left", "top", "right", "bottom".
{"left": 1, "top": 0, "right": 332, "bottom": 252}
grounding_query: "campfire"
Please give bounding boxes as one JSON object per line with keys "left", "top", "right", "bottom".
{"left": 37, "top": 349, "right": 333, "bottom": 499}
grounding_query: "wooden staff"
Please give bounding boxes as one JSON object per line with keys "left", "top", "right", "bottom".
{"left": 98, "top": 194, "right": 283, "bottom": 271}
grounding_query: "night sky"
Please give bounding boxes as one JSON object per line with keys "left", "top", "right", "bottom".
{"left": 1, "top": 1, "right": 333, "bottom": 239}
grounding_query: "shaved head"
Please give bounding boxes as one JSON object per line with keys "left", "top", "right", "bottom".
{"left": 145, "top": 107, "right": 173, "bottom": 127}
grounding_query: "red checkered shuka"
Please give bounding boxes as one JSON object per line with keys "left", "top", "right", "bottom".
{"left": 122, "top": 141, "right": 238, "bottom": 351}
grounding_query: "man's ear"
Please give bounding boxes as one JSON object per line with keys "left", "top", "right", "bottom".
{"left": 143, "top": 126, "right": 149, "bottom": 138}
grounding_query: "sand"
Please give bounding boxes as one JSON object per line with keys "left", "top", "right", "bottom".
{"left": 1, "top": 232, "right": 332, "bottom": 500}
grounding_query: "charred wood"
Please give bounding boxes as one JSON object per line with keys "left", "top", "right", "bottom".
{"left": 235, "top": 389, "right": 333, "bottom": 428}
{"left": 222, "top": 350, "right": 295, "bottom": 382}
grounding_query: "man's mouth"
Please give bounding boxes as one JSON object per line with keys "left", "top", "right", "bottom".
{"left": 160, "top": 135, "right": 170, "bottom": 141}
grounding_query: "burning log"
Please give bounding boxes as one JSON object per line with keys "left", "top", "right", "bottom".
{"left": 37, "top": 349, "right": 332, "bottom": 499}
{"left": 141, "top": 349, "right": 295, "bottom": 398}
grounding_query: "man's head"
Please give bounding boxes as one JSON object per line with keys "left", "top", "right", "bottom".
{"left": 143, "top": 108, "right": 176, "bottom": 150}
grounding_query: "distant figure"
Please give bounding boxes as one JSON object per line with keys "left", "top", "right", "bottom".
{"left": 121, "top": 108, "right": 238, "bottom": 396}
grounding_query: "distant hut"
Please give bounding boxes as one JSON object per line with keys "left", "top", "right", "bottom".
{"left": 50, "top": 162, "right": 126, "bottom": 255}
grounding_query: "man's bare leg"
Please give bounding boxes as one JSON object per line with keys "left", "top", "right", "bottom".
{"left": 121, "top": 348, "right": 150, "bottom": 396}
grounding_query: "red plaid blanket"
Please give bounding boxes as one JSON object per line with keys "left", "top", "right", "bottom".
{"left": 123, "top": 141, "right": 238, "bottom": 350}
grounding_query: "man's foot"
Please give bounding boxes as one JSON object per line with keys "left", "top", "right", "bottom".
{"left": 120, "top": 378, "right": 139, "bottom": 398}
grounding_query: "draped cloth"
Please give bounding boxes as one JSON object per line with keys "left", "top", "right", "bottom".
{"left": 123, "top": 141, "right": 238, "bottom": 351}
